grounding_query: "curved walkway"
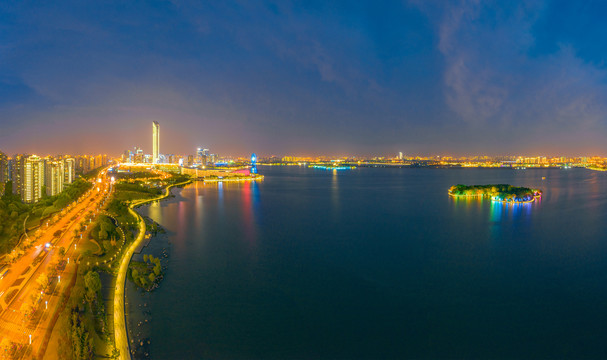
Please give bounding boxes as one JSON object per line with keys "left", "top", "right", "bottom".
{"left": 113, "top": 180, "right": 191, "bottom": 360}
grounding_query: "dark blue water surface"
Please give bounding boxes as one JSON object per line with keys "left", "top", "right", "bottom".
{"left": 136, "top": 167, "right": 607, "bottom": 359}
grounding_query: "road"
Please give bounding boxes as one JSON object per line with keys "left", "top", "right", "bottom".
{"left": 0, "top": 168, "right": 113, "bottom": 359}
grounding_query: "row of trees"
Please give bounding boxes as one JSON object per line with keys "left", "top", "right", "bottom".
{"left": 114, "top": 171, "right": 159, "bottom": 180}
{"left": 58, "top": 270, "right": 106, "bottom": 360}
{"left": 115, "top": 182, "right": 162, "bottom": 196}
{"left": 0, "top": 178, "right": 92, "bottom": 254}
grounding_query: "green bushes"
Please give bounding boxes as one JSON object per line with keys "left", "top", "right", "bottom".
{"left": 89, "top": 216, "right": 118, "bottom": 242}
{"left": 128, "top": 255, "right": 163, "bottom": 291}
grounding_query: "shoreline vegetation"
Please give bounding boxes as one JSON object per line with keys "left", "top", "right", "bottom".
{"left": 448, "top": 184, "right": 542, "bottom": 203}
{"left": 49, "top": 169, "right": 191, "bottom": 360}
{"left": 113, "top": 176, "right": 192, "bottom": 360}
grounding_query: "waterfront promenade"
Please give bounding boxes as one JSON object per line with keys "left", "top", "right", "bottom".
{"left": 113, "top": 179, "right": 191, "bottom": 360}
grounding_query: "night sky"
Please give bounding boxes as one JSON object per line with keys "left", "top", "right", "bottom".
{"left": 2, "top": 1, "right": 607, "bottom": 156}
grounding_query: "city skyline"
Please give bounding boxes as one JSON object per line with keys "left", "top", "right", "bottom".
{"left": 2, "top": 2, "right": 607, "bottom": 156}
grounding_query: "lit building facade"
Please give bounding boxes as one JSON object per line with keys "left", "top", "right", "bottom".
{"left": 22, "top": 155, "right": 45, "bottom": 203}
{"left": 64, "top": 158, "right": 75, "bottom": 184}
{"left": 153, "top": 121, "right": 160, "bottom": 163}
{"left": 45, "top": 159, "right": 64, "bottom": 196}
{"left": 12, "top": 154, "right": 26, "bottom": 197}
{"left": 0, "top": 151, "right": 7, "bottom": 184}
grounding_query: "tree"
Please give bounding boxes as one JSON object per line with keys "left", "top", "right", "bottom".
{"left": 58, "top": 247, "right": 66, "bottom": 257}
{"left": 153, "top": 263, "right": 161, "bottom": 276}
{"left": 111, "top": 346, "right": 120, "bottom": 359}
{"left": 37, "top": 273, "right": 49, "bottom": 290}
{"left": 84, "top": 271, "right": 101, "bottom": 304}
{"left": 3, "top": 181, "right": 12, "bottom": 197}
{"left": 98, "top": 229, "right": 108, "bottom": 240}
{"left": 102, "top": 240, "right": 113, "bottom": 253}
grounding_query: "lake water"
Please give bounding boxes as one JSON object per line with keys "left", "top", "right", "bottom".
{"left": 135, "top": 166, "right": 607, "bottom": 359}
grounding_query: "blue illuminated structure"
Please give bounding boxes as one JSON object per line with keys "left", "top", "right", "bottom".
{"left": 310, "top": 165, "right": 351, "bottom": 170}
{"left": 251, "top": 153, "right": 258, "bottom": 174}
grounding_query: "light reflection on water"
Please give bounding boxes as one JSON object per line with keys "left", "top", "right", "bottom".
{"left": 331, "top": 169, "right": 340, "bottom": 220}
{"left": 137, "top": 167, "right": 607, "bottom": 360}
{"left": 450, "top": 196, "right": 535, "bottom": 221}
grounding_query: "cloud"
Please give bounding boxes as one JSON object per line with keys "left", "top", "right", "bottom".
{"left": 414, "top": 0, "right": 607, "bottom": 137}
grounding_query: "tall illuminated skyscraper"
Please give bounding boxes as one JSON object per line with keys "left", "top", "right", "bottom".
{"left": 152, "top": 121, "right": 160, "bottom": 164}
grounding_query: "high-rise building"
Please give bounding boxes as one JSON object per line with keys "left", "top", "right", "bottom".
{"left": 75, "top": 155, "right": 90, "bottom": 174}
{"left": 95, "top": 154, "right": 103, "bottom": 169}
{"left": 12, "top": 154, "right": 26, "bottom": 196}
{"left": 152, "top": 121, "right": 160, "bottom": 164}
{"left": 123, "top": 149, "right": 133, "bottom": 163}
{"left": 63, "top": 158, "right": 75, "bottom": 184}
{"left": 134, "top": 147, "right": 144, "bottom": 163}
{"left": 0, "top": 151, "right": 7, "bottom": 184}
{"left": 45, "top": 159, "right": 64, "bottom": 196}
{"left": 398, "top": 152, "right": 403, "bottom": 160}
{"left": 20, "top": 155, "right": 45, "bottom": 203}
{"left": 197, "top": 147, "right": 209, "bottom": 165}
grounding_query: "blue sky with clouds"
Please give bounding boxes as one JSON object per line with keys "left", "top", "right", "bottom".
{"left": 1, "top": 0, "right": 606, "bottom": 156}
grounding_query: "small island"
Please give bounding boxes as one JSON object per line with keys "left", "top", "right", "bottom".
{"left": 448, "top": 184, "right": 542, "bottom": 203}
